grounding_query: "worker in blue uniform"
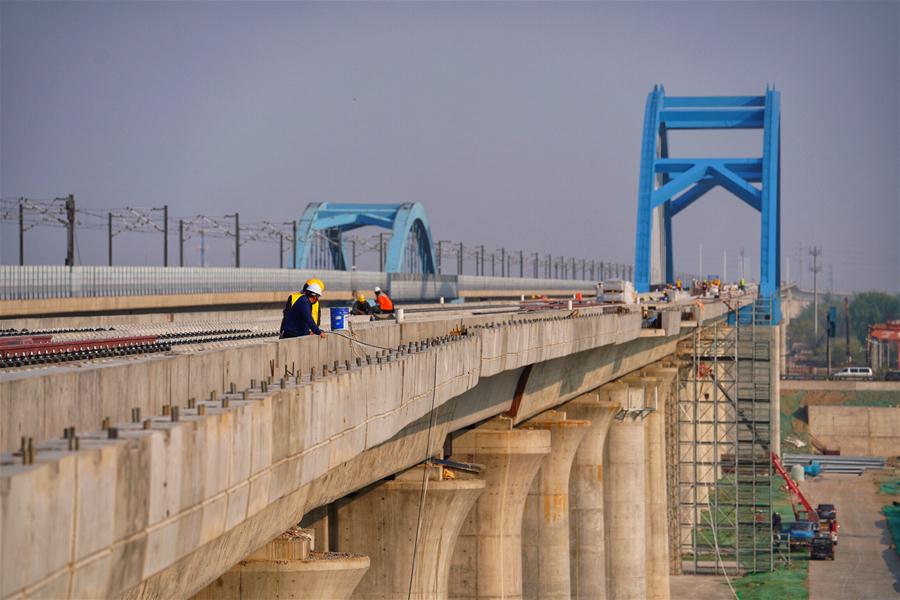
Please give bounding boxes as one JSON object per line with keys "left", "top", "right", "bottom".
{"left": 279, "top": 282, "right": 326, "bottom": 339}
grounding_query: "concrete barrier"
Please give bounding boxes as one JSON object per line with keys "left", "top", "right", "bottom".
{"left": 809, "top": 405, "right": 900, "bottom": 456}
{"left": 0, "top": 298, "right": 738, "bottom": 599}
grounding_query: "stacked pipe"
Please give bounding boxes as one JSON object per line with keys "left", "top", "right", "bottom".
{"left": 782, "top": 453, "right": 886, "bottom": 475}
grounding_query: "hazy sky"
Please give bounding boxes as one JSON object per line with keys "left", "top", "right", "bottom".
{"left": 2, "top": 1, "right": 898, "bottom": 292}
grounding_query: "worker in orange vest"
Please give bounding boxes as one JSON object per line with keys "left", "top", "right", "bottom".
{"left": 373, "top": 286, "right": 394, "bottom": 314}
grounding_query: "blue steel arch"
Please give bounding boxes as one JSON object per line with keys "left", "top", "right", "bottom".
{"left": 295, "top": 202, "right": 438, "bottom": 274}
{"left": 633, "top": 85, "right": 781, "bottom": 321}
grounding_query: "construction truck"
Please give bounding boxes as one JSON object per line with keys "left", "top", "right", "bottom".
{"left": 772, "top": 453, "right": 839, "bottom": 548}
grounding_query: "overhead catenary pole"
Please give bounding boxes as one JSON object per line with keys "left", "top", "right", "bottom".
{"left": 162, "top": 204, "right": 168, "bottom": 267}
{"left": 108, "top": 212, "right": 113, "bottom": 266}
{"left": 279, "top": 232, "right": 284, "bottom": 268}
{"left": 533, "top": 252, "right": 539, "bottom": 278}
{"left": 64, "top": 194, "right": 75, "bottom": 267}
{"left": 234, "top": 212, "right": 240, "bottom": 268}
{"left": 379, "top": 233, "right": 386, "bottom": 271}
{"left": 292, "top": 220, "right": 297, "bottom": 269}
{"left": 18, "top": 199, "right": 24, "bottom": 265}
{"left": 500, "top": 248, "right": 506, "bottom": 277}
{"left": 458, "top": 242, "right": 463, "bottom": 275}
{"left": 519, "top": 250, "right": 524, "bottom": 278}
{"left": 179, "top": 220, "right": 184, "bottom": 267}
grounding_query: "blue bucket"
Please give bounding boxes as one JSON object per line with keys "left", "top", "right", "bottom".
{"left": 330, "top": 307, "right": 350, "bottom": 331}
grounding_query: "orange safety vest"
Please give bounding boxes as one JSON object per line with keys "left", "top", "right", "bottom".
{"left": 376, "top": 293, "right": 394, "bottom": 311}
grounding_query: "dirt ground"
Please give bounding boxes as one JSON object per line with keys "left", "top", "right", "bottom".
{"left": 669, "top": 574, "right": 733, "bottom": 599}
{"left": 801, "top": 472, "right": 900, "bottom": 600}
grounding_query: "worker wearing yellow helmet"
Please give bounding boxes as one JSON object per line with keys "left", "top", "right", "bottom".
{"left": 351, "top": 293, "right": 371, "bottom": 316}
{"left": 280, "top": 281, "right": 325, "bottom": 339}
{"left": 290, "top": 278, "right": 325, "bottom": 326}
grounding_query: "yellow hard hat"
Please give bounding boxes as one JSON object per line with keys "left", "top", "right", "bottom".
{"left": 306, "top": 278, "right": 325, "bottom": 292}
{"left": 357, "top": 294, "right": 366, "bottom": 302}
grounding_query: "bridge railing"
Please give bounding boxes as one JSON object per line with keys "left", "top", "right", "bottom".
{"left": 0, "top": 265, "right": 597, "bottom": 301}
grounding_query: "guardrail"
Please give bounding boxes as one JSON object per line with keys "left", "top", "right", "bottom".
{"left": 0, "top": 266, "right": 597, "bottom": 301}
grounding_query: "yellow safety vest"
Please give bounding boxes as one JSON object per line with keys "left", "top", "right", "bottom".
{"left": 290, "top": 292, "right": 320, "bottom": 325}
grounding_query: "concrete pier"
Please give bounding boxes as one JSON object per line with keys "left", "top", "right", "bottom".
{"left": 448, "top": 417, "right": 551, "bottom": 600}
{"left": 520, "top": 410, "right": 590, "bottom": 600}
{"left": 564, "top": 390, "right": 621, "bottom": 600}
{"left": 333, "top": 464, "right": 485, "bottom": 599}
{"left": 643, "top": 369, "right": 676, "bottom": 600}
{"left": 191, "top": 528, "right": 369, "bottom": 600}
{"left": 604, "top": 384, "right": 649, "bottom": 600}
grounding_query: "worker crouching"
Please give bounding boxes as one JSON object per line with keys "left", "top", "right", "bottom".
{"left": 374, "top": 286, "right": 394, "bottom": 314}
{"left": 280, "top": 282, "right": 326, "bottom": 339}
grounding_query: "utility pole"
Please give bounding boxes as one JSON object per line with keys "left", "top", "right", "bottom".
{"left": 698, "top": 243, "right": 703, "bottom": 280}
{"left": 519, "top": 250, "right": 524, "bottom": 278}
{"left": 534, "top": 252, "right": 539, "bottom": 278}
{"left": 500, "top": 248, "right": 506, "bottom": 277}
{"left": 179, "top": 220, "right": 184, "bottom": 267}
{"left": 162, "top": 205, "right": 168, "bottom": 267}
{"left": 845, "top": 297, "right": 851, "bottom": 364}
{"left": 491, "top": 253, "right": 496, "bottom": 276}
{"left": 458, "top": 242, "right": 463, "bottom": 275}
{"left": 810, "top": 246, "right": 822, "bottom": 340}
{"left": 234, "top": 213, "right": 240, "bottom": 268}
{"left": 108, "top": 212, "right": 113, "bottom": 266}
{"left": 18, "top": 199, "right": 24, "bottom": 265}
{"left": 292, "top": 221, "right": 297, "bottom": 269}
{"left": 279, "top": 232, "right": 284, "bottom": 268}
{"left": 64, "top": 195, "right": 75, "bottom": 267}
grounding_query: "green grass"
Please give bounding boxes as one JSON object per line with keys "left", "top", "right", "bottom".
{"left": 734, "top": 558, "right": 809, "bottom": 600}
{"left": 882, "top": 505, "right": 900, "bottom": 560}
{"left": 878, "top": 472, "right": 900, "bottom": 559}
{"left": 730, "top": 476, "right": 809, "bottom": 600}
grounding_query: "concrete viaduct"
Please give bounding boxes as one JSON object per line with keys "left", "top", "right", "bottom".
{"left": 1, "top": 292, "right": 745, "bottom": 599}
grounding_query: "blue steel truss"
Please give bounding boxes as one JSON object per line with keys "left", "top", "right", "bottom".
{"left": 295, "top": 202, "right": 438, "bottom": 274}
{"left": 633, "top": 85, "right": 781, "bottom": 322}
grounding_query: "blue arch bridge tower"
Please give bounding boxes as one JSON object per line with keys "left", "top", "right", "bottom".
{"left": 632, "top": 85, "right": 781, "bottom": 323}
{"left": 295, "top": 202, "right": 438, "bottom": 274}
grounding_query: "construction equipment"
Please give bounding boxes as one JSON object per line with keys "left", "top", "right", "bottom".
{"left": 772, "top": 452, "right": 816, "bottom": 521}
{"left": 773, "top": 452, "right": 840, "bottom": 546}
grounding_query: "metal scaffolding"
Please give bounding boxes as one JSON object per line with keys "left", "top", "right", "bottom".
{"left": 676, "top": 296, "right": 775, "bottom": 575}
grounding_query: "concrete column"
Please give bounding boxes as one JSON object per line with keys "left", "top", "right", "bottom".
{"left": 643, "top": 369, "right": 676, "bottom": 600}
{"left": 520, "top": 410, "right": 590, "bottom": 600}
{"left": 332, "top": 464, "right": 485, "bottom": 599}
{"left": 565, "top": 389, "right": 621, "bottom": 600}
{"left": 449, "top": 416, "right": 551, "bottom": 600}
{"left": 605, "top": 406, "right": 648, "bottom": 599}
{"left": 192, "top": 528, "right": 369, "bottom": 600}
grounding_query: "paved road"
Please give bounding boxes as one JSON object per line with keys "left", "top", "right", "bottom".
{"left": 802, "top": 472, "right": 900, "bottom": 600}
